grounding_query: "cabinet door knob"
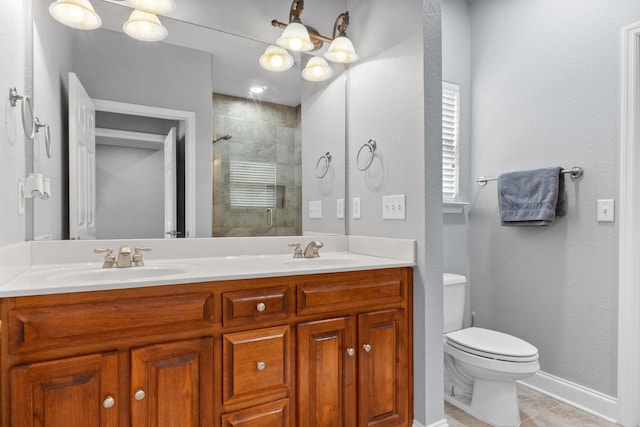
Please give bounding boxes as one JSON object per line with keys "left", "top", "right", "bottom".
{"left": 256, "top": 302, "right": 266, "bottom": 312}
{"left": 103, "top": 396, "right": 115, "bottom": 409}
{"left": 362, "top": 343, "right": 372, "bottom": 352}
{"left": 256, "top": 361, "right": 266, "bottom": 371}
{"left": 346, "top": 347, "right": 355, "bottom": 356}
{"left": 134, "top": 389, "right": 146, "bottom": 401}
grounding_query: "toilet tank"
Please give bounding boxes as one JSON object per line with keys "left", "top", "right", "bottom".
{"left": 443, "top": 273, "right": 467, "bottom": 333}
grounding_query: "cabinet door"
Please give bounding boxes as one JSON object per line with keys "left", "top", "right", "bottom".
{"left": 358, "top": 309, "right": 408, "bottom": 427}
{"left": 130, "top": 337, "right": 214, "bottom": 427}
{"left": 297, "top": 317, "right": 356, "bottom": 427}
{"left": 10, "top": 352, "right": 119, "bottom": 427}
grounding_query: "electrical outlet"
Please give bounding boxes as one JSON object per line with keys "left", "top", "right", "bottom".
{"left": 309, "top": 200, "right": 322, "bottom": 219}
{"left": 352, "top": 197, "right": 362, "bottom": 219}
{"left": 382, "top": 194, "right": 406, "bottom": 220}
{"left": 336, "top": 198, "right": 344, "bottom": 219}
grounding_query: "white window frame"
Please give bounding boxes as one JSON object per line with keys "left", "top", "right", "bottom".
{"left": 442, "top": 81, "right": 460, "bottom": 202}
{"left": 229, "top": 160, "right": 276, "bottom": 208}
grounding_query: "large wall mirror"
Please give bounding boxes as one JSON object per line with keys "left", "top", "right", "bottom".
{"left": 30, "top": 0, "right": 347, "bottom": 240}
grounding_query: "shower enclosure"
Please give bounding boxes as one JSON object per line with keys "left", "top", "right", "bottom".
{"left": 212, "top": 93, "right": 302, "bottom": 236}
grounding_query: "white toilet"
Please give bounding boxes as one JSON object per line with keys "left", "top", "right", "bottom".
{"left": 443, "top": 273, "right": 540, "bottom": 427}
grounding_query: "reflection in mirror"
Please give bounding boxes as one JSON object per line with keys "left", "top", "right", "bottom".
{"left": 31, "top": 0, "right": 347, "bottom": 240}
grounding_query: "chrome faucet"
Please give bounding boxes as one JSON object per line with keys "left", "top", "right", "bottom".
{"left": 303, "top": 240, "right": 324, "bottom": 258}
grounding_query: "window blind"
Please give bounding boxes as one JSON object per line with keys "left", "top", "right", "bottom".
{"left": 443, "top": 83, "right": 460, "bottom": 201}
{"left": 230, "top": 160, "right": 276, "bottom": 208}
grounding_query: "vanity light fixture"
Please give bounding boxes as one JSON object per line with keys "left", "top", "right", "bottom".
{"left": 264, "top": 0, "right": 358, "bottom": 77}
{"left": 126, "top": 0, "right": 175, "bottom": 15}
{"left": 302, "top": 56, "right": 333, "bottom": 82}
{"left": 123, "top": 9, "right": 168, "bottom": 42}
{"left": 49, "top": 0, "right": 102, "bottom": 30}
{"left": 259, "top": 45, "right": 295, "bottom": 72}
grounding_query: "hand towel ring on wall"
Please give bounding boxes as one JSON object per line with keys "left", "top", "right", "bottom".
{"left": 35, "top": 117, "right": 52, "bottom": 158}
{"left": 9, "top": 87, "right": 35, "bottom": 140}
{"left": 316, "top": 152, "right": 332, "bottom": 178}
{"left": 356, "top": 139, "right": 377, "bottom": 171}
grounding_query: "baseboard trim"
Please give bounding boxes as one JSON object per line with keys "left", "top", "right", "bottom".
{"left": 519, "top": 371, "right": 617, "bottom": 423}
{"left": 423, "top": 419, "right": 447, "bottom": 427}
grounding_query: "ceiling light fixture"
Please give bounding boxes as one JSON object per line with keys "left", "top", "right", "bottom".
{"left": 264, "top": 0, "right": 359, "bottom": 75}
{"left": 123, "top": 10, "right": 168, "bottom": 42}
{"left": 126, "top": 0, "right": 176, "bottom": 16}
{"left": 49, "top": 0, "right": 102, "bottom": 30}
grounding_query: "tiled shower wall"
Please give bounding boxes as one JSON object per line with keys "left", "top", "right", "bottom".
{"left": 212, "top": 93, "right": 302, "bottom": 236}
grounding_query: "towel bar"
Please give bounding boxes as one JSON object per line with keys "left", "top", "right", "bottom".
{"left": 476, "top": 166, "right": 583, "bottom": 186}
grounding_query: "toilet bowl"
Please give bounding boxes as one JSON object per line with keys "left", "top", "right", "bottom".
{"left": 443, "top": 274, "right": 539, "bottom": 427}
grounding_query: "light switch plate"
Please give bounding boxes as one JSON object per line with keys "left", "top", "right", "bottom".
{"left": 336, "top": 198, "right": 344, "bottom": 219}
{"left": 597, "top": 199, "right": 614, "bottom": 222}
{"left": 382, "top": 194, "right": 406, "bottom": 220}
{"left": 309, "top": 200, "right": 322, "bottom": 219}
{"left": 352, "top": 197, "right": 362, "bottom": 219}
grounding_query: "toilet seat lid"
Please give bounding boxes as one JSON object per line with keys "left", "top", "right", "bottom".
{"left": 445, "top": 327, "right": 538, "bottom": 362}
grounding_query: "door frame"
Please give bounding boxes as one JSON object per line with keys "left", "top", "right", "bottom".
{"left": 92, "top": 99, "right": 196, "bottom": 238}
{"left": 618, "top": 21, "right": 640, "bottom": 427}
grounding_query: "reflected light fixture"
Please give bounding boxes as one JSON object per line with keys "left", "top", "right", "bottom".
{"left": 126, "top": 0, "right": 176, "bottom": 16}
{"left": 123, "top": 10, "right": 168, "bottom": 42}
{"left": 302, "top": 56, "right": 333, "bottom": 82}
{"left": 324, "top": 12, "right": 359, "bottom": 64}
{"left": 259, "top": 45, "right": 295, "bottom": 72}
{"left": 49, "top": 0, "right": 102, "bottom": 30}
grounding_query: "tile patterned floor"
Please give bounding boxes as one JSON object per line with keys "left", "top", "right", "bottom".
{"left": 445, "top": 384, "right": 619, "bottom": 427}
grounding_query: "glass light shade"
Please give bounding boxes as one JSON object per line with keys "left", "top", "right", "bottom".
{"left": 123, "top": 10, "right": 168, "bottom": 42}
{"left": 49, "top": 0, "right": 101, "bottom": 30}
{"left": 127, "top": 0, "right": 176, "bottom": 15}
{"left": 302, "top": 56, "right": 334, "bottom": 82}
{"left": 324, "top": 36, "right": 359, "bottom": 63}
{"left": 276, "top": 22, "right": 314, "bottom": 52}
{"left": 259, "top": 45, "right": 294, "bottom": 72}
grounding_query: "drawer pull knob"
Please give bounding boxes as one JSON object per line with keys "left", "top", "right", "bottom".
{"left": 134, "top": 389, "right": 146, "bottom": 401}
{"left": 256, "top": 302, "right": 266, "bottom": 312}
{"left": 103, "top": 396, "right": 115, "bottom": 409}
{"left": 257, "top": 361, "right": 266, "bottom": 371}
{"left": 346, "top": 347, "right": 355, "bottom": 356}
{"left": 362, "top": 343, "right": 372, "bottom": 352}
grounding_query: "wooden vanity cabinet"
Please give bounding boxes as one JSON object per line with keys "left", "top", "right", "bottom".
{"left": 0, "top": 267, "right": 412, "bottom": 427}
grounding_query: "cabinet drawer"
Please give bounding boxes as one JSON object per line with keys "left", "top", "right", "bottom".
{"left": 223, "top": 325, "right": 290, "bottom": 405}
{"left": 297, "top": 270, "right": 405, "bottom": 315}
{"left": 221, "top": 399, "right": 289, "bottom": 427}
{"left": 222, "top": 287, "right": 290, "bottom": 327}
{"left": 7, "top": 292, "right": 214, "bottom": 354}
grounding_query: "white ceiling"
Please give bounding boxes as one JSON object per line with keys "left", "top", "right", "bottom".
{"left": 97, "top": 0, "right": 347, "bottom": 106}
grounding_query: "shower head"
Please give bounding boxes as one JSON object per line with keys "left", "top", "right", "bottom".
{"left": 212, "top": 134, "right": 232, "bottom": 143}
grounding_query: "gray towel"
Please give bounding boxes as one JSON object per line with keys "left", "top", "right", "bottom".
{"left": 498, "top": 167, "right": 566, "bottom": 226}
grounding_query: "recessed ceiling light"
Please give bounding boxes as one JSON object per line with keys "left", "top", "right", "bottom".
{"left": 250, "top": 87, "right": 265, "bottom": 94}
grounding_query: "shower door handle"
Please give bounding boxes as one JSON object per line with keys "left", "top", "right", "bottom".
{"left": 266, "top": 208, "right": 273, "bottom": 229}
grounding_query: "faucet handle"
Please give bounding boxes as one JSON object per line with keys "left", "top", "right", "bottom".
{"left": 288, "top": 242, "right": 303, "bottom": 258}
{"left": 94, "top": 248, "right": 116, "bottom": 268}
{"left": 132, "top": 247, "right": 152, "bottom": 267}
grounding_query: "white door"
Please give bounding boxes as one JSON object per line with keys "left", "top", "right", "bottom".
{"left": 164, "top": 127, "right": 177, "bottom": 238}
{"left": 68, "top": 72, "right": 96, "bottom": 240}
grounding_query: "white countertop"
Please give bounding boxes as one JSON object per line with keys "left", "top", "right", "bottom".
{"left": 0, "top": 236, "right": 416, "bottom": 297}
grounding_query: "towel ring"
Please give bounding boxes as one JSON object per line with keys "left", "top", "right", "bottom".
{"left": 9, "top": 87, "right": 35, "bottom": 140}
{"left": 356, "top": 139, "right": 377, "bottom": 171}
{"left": 35, "top": 117, "right": 52, "bottom": 158}
{"left": 316, "top": 152, "right": 332, "bottom": 178}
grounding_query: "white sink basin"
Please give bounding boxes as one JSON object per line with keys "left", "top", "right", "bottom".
{"left": 31, "top": 265, "right": 192, "bottom": 284}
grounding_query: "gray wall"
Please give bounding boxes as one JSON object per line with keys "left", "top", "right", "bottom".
{"left": 0, "top": 0, "right": 27, "bottom": 246}
{"left": 347, "top": 0, "right": 443, "bottom": 424}
{"left": 442, "top": 0, "right": 471, "bottom": 286}
{"left": 95, "top": 144, "right": 164, "bottom": 239}
{"left": 468, "top": 0, "right": 640, "bottom": 397}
